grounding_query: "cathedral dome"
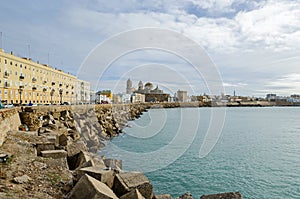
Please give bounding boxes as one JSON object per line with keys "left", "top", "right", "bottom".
{"left": 144, "top": 82, "right": 153, "bottom": 90}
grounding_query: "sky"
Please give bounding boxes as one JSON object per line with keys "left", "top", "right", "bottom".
{"left": 0, "top": 0, "right": 299, "bottom": 97}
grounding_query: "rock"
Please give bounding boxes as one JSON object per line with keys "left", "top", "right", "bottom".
{"left": 176, "top": 192, "right": 193, "bottom": 199}
{"left": 113, "top": 172, "right": 153, "bottom": 199}
{"left": 154, "top": 194, "right": 173, "bottom": 199}
{"left": 68, "top": 151, "right": 92, "bottom": 170}
{"left": 67, "top": 174, "right": 118, "bottom": 199}
{"left": 66, "top": 141, "right": 88, "bottom": 157}
{"left": 44, "top": 123, "right": 58, "bottom": 131}
{"left": 59, "top": 134, "right": 69, "bottom": 146}
{"left": 200, "top": 192, "right": 242, "bottom": 199}
{"left": 35, "top": 142, "right": 56, "bottom": 156}
{"left": 41, "top": 134, "right": 59, "bottom": 146}
{"left": 104, "top": 158, "right": 122, "bottom": 170}
{"left": 78, "top": 166, "right": 115, "bottom": 188}
{"left": 41, "top": 150, "right": 67, "bottom": 159}
{"left": 33, "top": 161, "right": 47, "bottom": 169}
{"left": 120, "top": 189, "right": 146, "bottom": 199}
{"left": 13, "top": 175, "right": 31, "bottom": 184}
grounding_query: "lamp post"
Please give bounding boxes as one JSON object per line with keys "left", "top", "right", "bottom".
{"left": 18, "top": 86, "right": 24, "bottom": 106}
{"left": 59, "top": 89, "right": 63, "bottom": 104}
{"left": 50, "top": 89, "right": 55, "bottom": 105}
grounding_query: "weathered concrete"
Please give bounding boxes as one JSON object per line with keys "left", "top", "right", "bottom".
{"left": 41, "top": 149, "right": 67, "bottom": 159}
{"left": 0, "top": 108, "right": 21, "bottom": 146}
{"left": 78, "top": 166, "right": 115, "bottom": 188}
{"left": 67, "top": 174, "right": 118, "bottom": 199}
{"left": 35, "top": 142, "right": 56, "bottom": 156}
{"left": 200, "top": 192, "right": 242, "bottom": 199}
{"left": 113, "top": 172, "right": 153, "bottom": 199}
{"left": 104, "top": 158, "right": 122, "bottom": 170}
{"left": 120, "top": 189, "right": 146, "bottom": 199}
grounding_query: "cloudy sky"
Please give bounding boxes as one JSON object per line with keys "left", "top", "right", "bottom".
{"left": 0, "top": 0, "right": 299, "bottom": 96}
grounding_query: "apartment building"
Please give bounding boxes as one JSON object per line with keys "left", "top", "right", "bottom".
{"left": 0, "top": 48, "right": 80, "bottom": 105}
{"left": 75, "top": 79, "right": 90, "bottom": 104}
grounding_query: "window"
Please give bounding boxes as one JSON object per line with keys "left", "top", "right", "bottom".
{"left": 5, "top": 59, "right": 7, "bottom": 64}
{"left": 10, "top": 61, "right": 12, "bottom": 65}
{"left": 15, "top": 71, "right": 18, "bottom": 75}
{"left": 20, "top": 64, "right": 22, "bottom": 68}
{"left": 15, "top": 63, "right": 17, "bottom": 67}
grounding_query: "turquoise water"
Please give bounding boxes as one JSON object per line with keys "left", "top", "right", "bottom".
{"left": 100, "top": 107, "right": 300, "bottom": 199}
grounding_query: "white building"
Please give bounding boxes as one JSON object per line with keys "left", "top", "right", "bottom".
{"left": 75, "top": 80, "right": 90, "bottom": 104}
{"left": 131, "top": 93, "right": 145, "bottom": 103}
{"left": 177, "top": 90, "right": 188, "bottom": 102}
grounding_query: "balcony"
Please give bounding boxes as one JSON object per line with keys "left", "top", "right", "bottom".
{"left": 3, "top": 71, "right": 9, "bottom": 78}
{"left": 19, "top": 75, "right": 25, "bottom": 80}
{"left": 32, "top": 77, "right": 37, "bottom": 83}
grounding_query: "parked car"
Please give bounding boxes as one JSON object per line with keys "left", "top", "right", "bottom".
{"left": 4, "top": 104, "right": 14, "bottom": 108}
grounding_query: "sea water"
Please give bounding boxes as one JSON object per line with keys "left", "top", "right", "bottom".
{"left": 99, "top": 107, "right": 300, "bottom": 199}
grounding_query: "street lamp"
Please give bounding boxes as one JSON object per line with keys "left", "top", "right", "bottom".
{"left": 59, "top": 89, "right": 63, "bottom": 104}
{"left": 18, "top": 85, "right": 24, "bottom": 106}
{"left": 50, "top": 89, "right": 55, "bottom": 104}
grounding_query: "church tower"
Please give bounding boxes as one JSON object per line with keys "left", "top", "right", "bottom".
{"left": 138, "top": 80, "right": 143, "bottom": 91}
{"left": 126, "top": 78, "right": 133, "bottom": 94}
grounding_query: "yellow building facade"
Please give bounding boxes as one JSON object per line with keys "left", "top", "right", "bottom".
{"left": 0, "top": 49, "right": 78, "bottom": 105}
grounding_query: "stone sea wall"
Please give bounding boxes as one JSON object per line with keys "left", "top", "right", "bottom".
{"left": 0, "top": 108, "right": 21, "bottom": 146}
{"left": 0, "top": 104, "right": 243, "bottom": 198}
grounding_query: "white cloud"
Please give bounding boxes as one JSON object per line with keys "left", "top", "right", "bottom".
{"left": 235, "top": 0, "right": 300, "bottom": 51}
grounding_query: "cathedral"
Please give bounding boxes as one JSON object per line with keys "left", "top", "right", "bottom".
{"left": 126, "top": 79, "right": 169, "bottom": 102}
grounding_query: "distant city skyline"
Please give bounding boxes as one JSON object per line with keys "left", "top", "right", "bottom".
{"left": 0, "top": 1, "right": 299, "bottom": 97}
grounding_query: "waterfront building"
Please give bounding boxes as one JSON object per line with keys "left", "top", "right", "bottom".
{"left": 133, "top": 80, "right": 169, "bottom": 102}
{"left": 131, "top": 93, "right": 145, "bottom": 103}
{"left": 0, "top": 49, "right": 84, "bottom": 105}
{"left": 177, "top": 90, "right": 188, "bottom": 102}
{"left": 75, "top": 79, "right": 90, "bottom": 104}
{"left": 96, "top": 90, "right": 112, "bottom": 104}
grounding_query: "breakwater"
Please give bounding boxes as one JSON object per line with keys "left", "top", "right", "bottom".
{"left": 0, "top": 104, "right": 242, "bottom": 198}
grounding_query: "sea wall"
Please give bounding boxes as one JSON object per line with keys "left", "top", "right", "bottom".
{"left": 0, "top": 103, "right": 243, "bottom": 198}
{"left": 0, "top": 108, "right": 21, "bottom": 146}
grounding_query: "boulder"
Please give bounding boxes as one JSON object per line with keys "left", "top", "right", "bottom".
{"left": 13, "top": 175, "right": 31, "bottom": 184}
{"left": 41, "top": 134, "right": 59, "bottom": 146}
{"left": 66, "top": 140, "right": 88, "bottom": 157}
{"left": 120, "top": 189, "right": 145, "bottom": 199}
{"left": 200, "top": 192, "right": 242, "bottom": 199}
{"left": 41, "top": 150, "right": 67, "bottom": 159}
{"left": 104, "top": 158, "right": 122, "bottom": 170}
{"left": 59, "top": 134, "right": 70, "bottom": 146}
{"left": 35, "top": 142, "right": 55, "bottom": 156}
{"left": 113, "top": 172, "right": 153, "bottom": 199}
{"left": 78, "top": 166, "right": 115, "bottom": 188}
{"left": 67, "top": 174, "right": 118, "bottom": 199}
{"left": 154, "top": 194, "right": 173, "bottom": 199}
{"left": 68, "top": 151, "right": 92, "bottom": 170}
{"left": 175, "top": 192, "right": 193, "bottom": 199}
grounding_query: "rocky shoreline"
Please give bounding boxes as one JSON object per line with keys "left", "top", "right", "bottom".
{"left": 0, "top": 104, "right": 242, "bottom": 198}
